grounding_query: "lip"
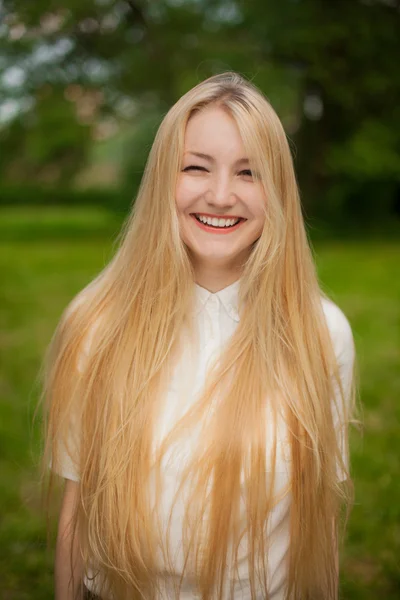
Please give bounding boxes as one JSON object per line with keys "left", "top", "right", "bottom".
{"left": 190, "top": 213, "right": 245, "bottom": 234}
{"left": 191, "top": 212, "right": 245, "bottom": 220}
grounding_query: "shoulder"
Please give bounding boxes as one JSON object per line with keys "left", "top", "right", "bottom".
{"left": 63, "top": 283, "right": 104, "bottom": 374}
{"left": 320, "top": 296, "right": 355, "bottom": 365}
{"left": 78, "top": 319, "right": 101, "bottom": 372}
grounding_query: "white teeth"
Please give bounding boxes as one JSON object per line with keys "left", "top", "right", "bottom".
{"left": 195, "top": 214, "right": 240, "bottom": 227}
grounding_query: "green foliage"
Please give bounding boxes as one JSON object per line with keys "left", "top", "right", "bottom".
{"left": 119, "top": 108, "right": 164, "bottom": 192}
{"left": 235, "top": 0, "right": 400, "bottom": 219}
{"left": 327, "top": 120, "right": 400, "bottom": 181}
{"left": 0, "top": 90, "right": 92, "bottom": 184}
{"left": 1, "top": 1, "right": 399, "bottom": 221}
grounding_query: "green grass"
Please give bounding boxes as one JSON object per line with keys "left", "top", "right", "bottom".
{"left": 0, "top": 208, "right": 399, "bottom": 598}
{"left": 0, "top": 205, "right": 122, "bottom": 241}
{"left": 316, "top": 242, "right": 400, "bottom": 598}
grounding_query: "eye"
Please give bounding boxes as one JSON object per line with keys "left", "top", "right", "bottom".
{"left": 239, "top": 169, "right": 253, "bottom": 178}
{"left": 182, "top": 165, "right": 208, "bottom": 172}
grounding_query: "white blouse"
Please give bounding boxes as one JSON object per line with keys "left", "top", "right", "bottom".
{"left": 54, "top": 279, "right": 355, "bottom": 599}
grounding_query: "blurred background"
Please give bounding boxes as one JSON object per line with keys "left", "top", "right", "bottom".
{"left": 0, "top": 1, "right": 399, "bottom": 598}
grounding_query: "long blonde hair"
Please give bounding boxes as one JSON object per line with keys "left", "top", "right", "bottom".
{"left": 40, "top": 72, "right": 356, "bottom": 599}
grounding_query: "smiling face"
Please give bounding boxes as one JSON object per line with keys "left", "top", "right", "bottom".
{"left": 176, "top": 105, "right": 266, "bottom": 287}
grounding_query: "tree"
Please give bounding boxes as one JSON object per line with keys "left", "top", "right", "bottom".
{"left": 234, "top": 0, "right": 400, "bottom": 222}
{"left": 1, "top": 0, "right": 399, "bottom": 224}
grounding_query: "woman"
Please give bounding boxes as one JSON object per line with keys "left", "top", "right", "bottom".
{"left": 41, "top": 72, "right": 356, "bottom": 600}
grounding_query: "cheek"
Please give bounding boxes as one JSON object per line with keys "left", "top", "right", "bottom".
{"left": 175, "top": 177, "right": 206, "bottom": 212}
{"left": 246, "top": 189, "right": 266, "bottom": 218}
{"left": 175, "top": 179, "right": 188, "bottom": 213}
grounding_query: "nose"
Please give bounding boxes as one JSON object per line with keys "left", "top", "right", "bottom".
{"left": 206, "top": 171, "right": 236, "bottom": 209}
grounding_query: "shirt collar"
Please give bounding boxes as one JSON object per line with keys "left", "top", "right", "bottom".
{"left": 194, "top": 278, "right": 241, "bottom": 322}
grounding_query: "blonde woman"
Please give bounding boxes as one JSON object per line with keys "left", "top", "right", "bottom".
{"left": 42, "top": 72, "right": 357, "bottom": 600}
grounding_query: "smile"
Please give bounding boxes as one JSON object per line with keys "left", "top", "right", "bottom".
{"left": 190, "top": 214, "right": 246, "bottom": 234}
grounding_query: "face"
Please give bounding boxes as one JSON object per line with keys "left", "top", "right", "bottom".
{"left": 175, "top": 106, "right": 266, "bottom": 278}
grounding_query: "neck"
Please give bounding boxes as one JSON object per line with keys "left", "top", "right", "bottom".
{"left": 193, "top": 265, "right": 241, "bottom": 294}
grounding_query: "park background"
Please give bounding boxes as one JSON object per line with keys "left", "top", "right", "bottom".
{"left": 0, "top": 0, "right": 399, "bottom": 598}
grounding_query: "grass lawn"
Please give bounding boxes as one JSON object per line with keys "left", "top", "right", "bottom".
{"left": 0, "top": 208, "right": 399, "bottom": 598}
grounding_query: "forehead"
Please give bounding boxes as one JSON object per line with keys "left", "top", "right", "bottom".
{"left": 184, "top": 106, "right": 246, "bottom": 156}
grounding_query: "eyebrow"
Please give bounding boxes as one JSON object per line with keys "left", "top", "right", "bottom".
{"left": 185, "top": 151, "right": 250, "bottom": 166}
